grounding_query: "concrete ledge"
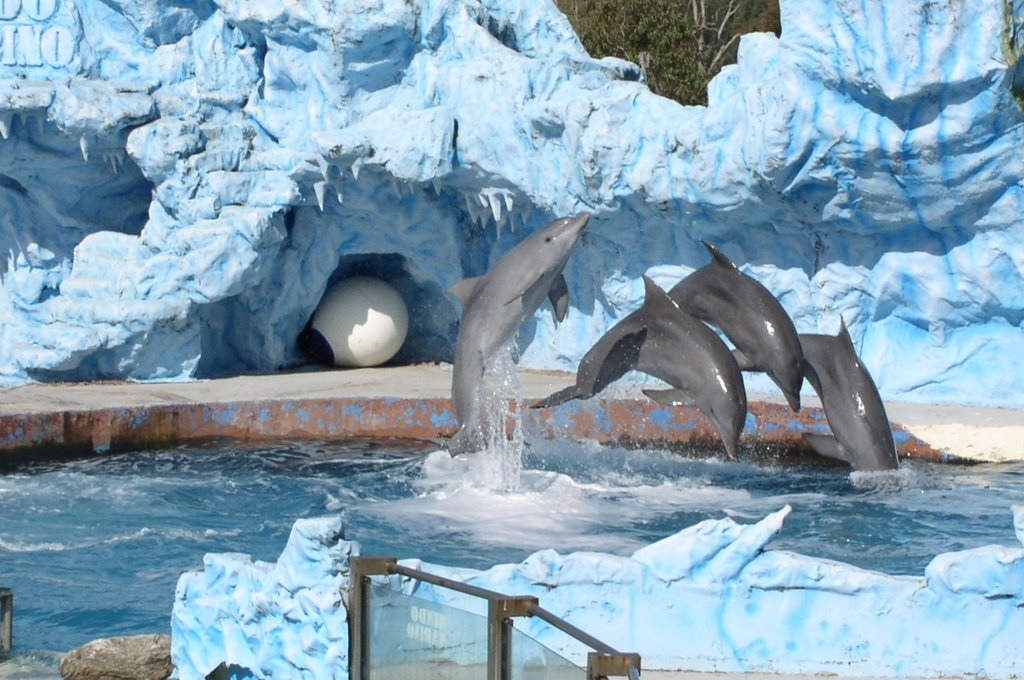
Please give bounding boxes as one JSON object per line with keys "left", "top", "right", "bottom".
{"left": 0, "top": 364, "right": 1017, "bottom": 464}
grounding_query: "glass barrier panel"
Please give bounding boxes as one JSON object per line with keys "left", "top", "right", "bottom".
{"left": 369, "top": 581, "right": 488, "bottom": 680}
{"left": 510, "top": 623, "right": 586, "bottom": 680}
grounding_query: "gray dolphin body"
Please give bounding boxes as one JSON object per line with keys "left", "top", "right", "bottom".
{"left": 799, "top": 322, "right": 899, "bottom": 471}
{"left": 668, "top": 241, "right": 804, "bottom": 411}
{"left": 532, "top": 276, "right": 747, "bottom": 459}
{"left": 447, "top": 214, "right": 589, "bottom": 454}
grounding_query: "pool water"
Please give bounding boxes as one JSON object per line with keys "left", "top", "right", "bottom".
{"left": 1, "top": 437, "right": 1022, "bottom": 657}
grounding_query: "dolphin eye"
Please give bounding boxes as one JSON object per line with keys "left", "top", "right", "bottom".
{"left": 545, "top": 236, "right": 553, "bottom": 242}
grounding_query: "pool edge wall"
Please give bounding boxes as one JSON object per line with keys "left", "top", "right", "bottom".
{"left": 0, "top": 395, "right": 948, "bottom": 465}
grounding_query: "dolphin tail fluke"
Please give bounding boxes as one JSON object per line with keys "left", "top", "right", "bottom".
{"left": 530, "top": 386, "right": 581, "bottom": 409}
{"left": 802, "top": 432, "right": 851, "bottom": 465}
{"left": 642, "top": 388, "right": 696, "bottom": 407}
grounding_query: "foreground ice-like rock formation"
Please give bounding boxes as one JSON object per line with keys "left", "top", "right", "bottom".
{"left": 171, "top": 506, "right": 1024, "bottom": 678}
{"left": 1, "top": 0, "right": 1023, "bottom": 407}
{"left": 172, "top": 518, "right": 354, "bottom": 678}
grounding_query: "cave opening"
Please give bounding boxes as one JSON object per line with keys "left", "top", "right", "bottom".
{"left": 298, "top": 251, "right": 457, "bottom": 368}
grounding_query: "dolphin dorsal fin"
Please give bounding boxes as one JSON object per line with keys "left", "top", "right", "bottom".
{"left": 836, "top": 319, "right": 865, "bottom": 370}
{"left": 641, "top": 275, "right": 677, "bottom": 314}
{"left": 702, "top": 241, "right": 738, "bottom": 271}
{"left": 837, "top": 318, "right": 857, "bottom": 353}
{"left": 447, "top": 276, "right": 484, "bottom": 308}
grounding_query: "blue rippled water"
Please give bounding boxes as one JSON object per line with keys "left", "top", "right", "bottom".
{"left": 1, "top": 438, "right": 1022, "bottom": 659}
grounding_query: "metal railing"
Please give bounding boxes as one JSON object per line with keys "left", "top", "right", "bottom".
{"left": 349, "top": 556, "right": 640, "bottom": 680}
{"left": 0, "top": 588, "right": 12, "bottom": 655}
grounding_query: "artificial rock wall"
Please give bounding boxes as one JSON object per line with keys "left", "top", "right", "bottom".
{"left": 1, "top": 0, "right": 1023, "bottom": 406}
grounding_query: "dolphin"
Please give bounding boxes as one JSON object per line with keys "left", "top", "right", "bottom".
{"left": 799, "top": 321, "right": 899, "bottom": 471}
{"left": 668, "top": 241, "right": 804, "bottom": 411}
{"left": 532, "top": 276, "right": 747, "bottom": 459}
{"left": 447, "top": 213, "right": 589, "bottom": 454}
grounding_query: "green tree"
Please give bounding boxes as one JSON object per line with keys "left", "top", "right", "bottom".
{"left": 558, "top": 0, "right": 780, "bottom": 105}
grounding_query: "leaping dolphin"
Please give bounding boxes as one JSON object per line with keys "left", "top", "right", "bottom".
{"left": 799, "top": 321, "right": 899, "bottom": 471}
{"left": 532, "top": 276, "right": 747, "bottom": 459}
{"left": 447, "top": 213, "right": 589, "bottom": 454}
{"left": 668, "top": 241, "right": 805, "bottom": 411}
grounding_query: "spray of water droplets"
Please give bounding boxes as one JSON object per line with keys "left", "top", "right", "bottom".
{"left": 466, "top": 339, "right": 526, "bottom": 491}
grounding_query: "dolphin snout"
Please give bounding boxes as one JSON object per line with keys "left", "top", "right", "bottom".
{"left": 784, "top": 390, "right": 802, "bottom": 412}
{"left": 569, "top": 213, "right": 590, "bottom": 235}
{"left": 565, "top": 213, "right": 590, "bottom": 246}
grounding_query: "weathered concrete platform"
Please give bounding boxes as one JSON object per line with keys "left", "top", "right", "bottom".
{"left": 0, "top": 363, "right": 1020, "bottom": 464}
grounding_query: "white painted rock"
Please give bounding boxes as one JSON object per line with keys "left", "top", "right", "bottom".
{"left": 307, "top": 277, "right": 409, "bottom": 367}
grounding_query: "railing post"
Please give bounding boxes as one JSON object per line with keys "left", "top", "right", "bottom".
{"left": 347, "top": 560, "right": 639, "bottom": 680}
{"left": 587, "top": 651, "right": 642, "bottom": 679}
{"left": 487, "top": 595, "right": 538, "bottom": 680}
{"left": 0, "top": 588, "right": 11, "bottom": 655}
{"left": 348, "top": 556, "right": 396, "bottom": 680}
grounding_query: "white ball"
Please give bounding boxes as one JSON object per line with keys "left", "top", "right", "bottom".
{"left": 310, "top": 276, "right": 409, "bottom": 367}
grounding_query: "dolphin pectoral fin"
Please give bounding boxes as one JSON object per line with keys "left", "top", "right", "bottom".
{"left": 587, "top": 327, "right": 647, "bottom": 396}
{"left": 802, "top": 432, "right": 852, "bottom": 465}
{"left": 732, "top": 348, "right": 756, "bottom": 371}
{"left": 548, "top": 273, "right": 570, "bottom": 322}
{"left": 530, "top": 386, "right": 580, "bottom": 409}
{"left": 447, "top": 276, "right": 484, "bottom": 307}
{"left": 642, "top": 388, "right": 696, "bottom": 407}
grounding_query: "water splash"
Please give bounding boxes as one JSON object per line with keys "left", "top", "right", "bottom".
{"left": 0, "top": 651, "right": 63, "bottom": 680}
{"left": 464, "top": 340, "right": 526, "bottom": 491}
{"left": 850, "top": 463, "right": 923, "bottom": 493}
{"left": 484, "top": 341, "right": 526, "bottom": 489}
